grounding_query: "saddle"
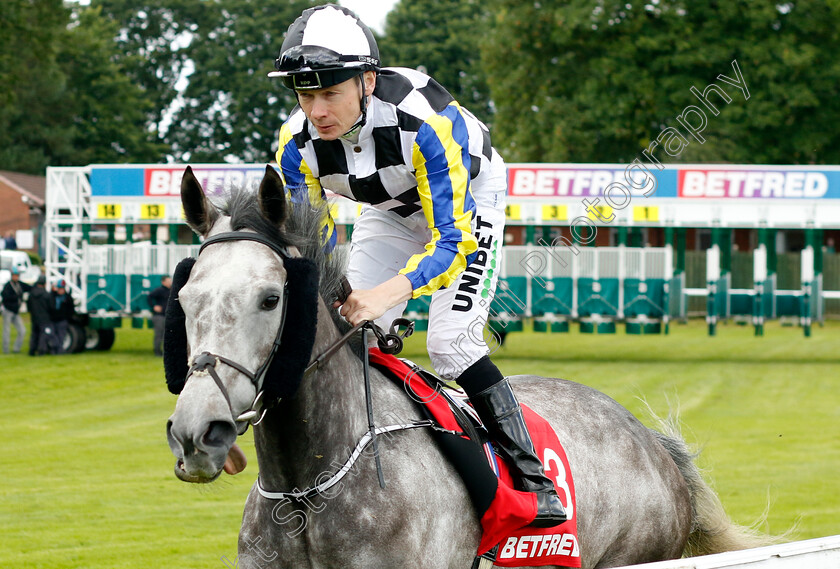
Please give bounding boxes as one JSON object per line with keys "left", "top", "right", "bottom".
{"left": 368, "top": 349, "right": 581, "bottom": 568}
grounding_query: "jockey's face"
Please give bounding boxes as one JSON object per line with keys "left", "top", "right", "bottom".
{"left": 296, "top": 71, "right": 376, "bottom": 140}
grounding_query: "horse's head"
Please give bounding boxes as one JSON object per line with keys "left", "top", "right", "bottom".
{"left": 165, "top": 166, "right": 318, "bottom": 483}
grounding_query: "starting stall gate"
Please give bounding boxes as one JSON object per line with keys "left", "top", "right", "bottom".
{"left": 45, "top": 163, "right": 840, "bottom": 349}
{"left": 481, "top": 245, "right": 674, "bottom": 336}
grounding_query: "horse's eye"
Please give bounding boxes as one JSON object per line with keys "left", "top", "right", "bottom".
{"left": 261, "top": 295, "right": 281, "bottom": 311}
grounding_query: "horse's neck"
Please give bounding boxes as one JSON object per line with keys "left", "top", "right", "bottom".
{"left": 253, "top": 300, "right": 379, "bottom": 491}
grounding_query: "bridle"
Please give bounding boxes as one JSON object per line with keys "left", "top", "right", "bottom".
{"left": 182, "top": 229, "right": 415, "bottom": 439}
{"left": 185, "top": 231, "right": 291, "bottom": 430}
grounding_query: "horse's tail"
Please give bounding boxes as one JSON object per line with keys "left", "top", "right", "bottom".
{"left": 648, "top": 413, "right": 780, "bottom": 557}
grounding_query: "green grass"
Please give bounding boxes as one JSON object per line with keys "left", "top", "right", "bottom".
{"left": 2, "top": 318, "right": 838, "bottom": 567}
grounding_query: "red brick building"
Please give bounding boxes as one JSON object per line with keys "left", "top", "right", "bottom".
{"left": 0, "top": 170, "right": 46, "bottom": 251}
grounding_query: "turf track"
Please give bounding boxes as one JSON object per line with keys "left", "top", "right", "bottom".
{"left": 1, "top": 318, "right": 837, "bottom": 568}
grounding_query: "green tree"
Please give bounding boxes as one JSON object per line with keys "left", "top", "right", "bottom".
{"left": 95, "top": 0, "right": 317, "bottom": 162}
{"left": 0, "top": 1, "right": 161, "bottom": 173}
{"left": 95, "top": 0, "right": 213, "bottom": 136}
{"left": 0, "top": 0, "right": 73, "bottom": 173}
{"left": 379, "top": 0, "right": 493, "bottom": 126}
{"left": 165, "top": 0, "right": 317, "bottom": 162}
{"left": 483, "top": 0, "right": 840, "bottom": 165}
{"left": 58, "top": 6, "right": 168, "bottom": 165}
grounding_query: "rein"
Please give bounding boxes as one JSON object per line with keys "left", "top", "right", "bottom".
{"left": 255, "top": 320, "right": 421, "bottom": 501}
{"left": 302, "top": 317, "right": 414, "bottom": 379}
{"left": 185, "top": 229, "right": 422, "bottom": 497}
{"left": 256, "top": 420, "right": 452, "bottom": 502}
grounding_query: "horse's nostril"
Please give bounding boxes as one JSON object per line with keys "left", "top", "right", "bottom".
{"left": 202, "top": 420, "right": 237, "bottom": 449}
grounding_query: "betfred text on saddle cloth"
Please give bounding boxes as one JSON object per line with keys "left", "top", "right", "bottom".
{"left": 368, "top": 349, "right": 580, "bottom": 568}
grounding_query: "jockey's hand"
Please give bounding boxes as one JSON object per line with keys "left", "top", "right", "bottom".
{"left": 333, "top": 274, "right": 413, "bottom": 327}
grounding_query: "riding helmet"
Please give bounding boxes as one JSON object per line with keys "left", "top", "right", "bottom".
{"left": 269, "top": 4, "right": 380, "bottom": 91}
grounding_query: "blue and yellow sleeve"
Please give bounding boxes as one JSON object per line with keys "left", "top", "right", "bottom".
{"left": 399, "top": 103, "right": 478, "bottom": 298}
{"left": 275, "top": 123, "right": 337, "bottom": 251}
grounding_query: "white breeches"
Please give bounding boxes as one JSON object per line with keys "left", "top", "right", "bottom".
{"left": 346, "top": 150, "right": 507, "bottom": 379}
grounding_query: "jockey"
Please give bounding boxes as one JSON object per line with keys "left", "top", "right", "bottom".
{"left": 270, "top": 4, "right": 566, "bottom": 527}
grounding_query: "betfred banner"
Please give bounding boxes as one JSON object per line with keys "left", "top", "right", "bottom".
{"left": 507, "top": 164, "right": 840, "bottom": 200}
{"left": 89, "top": 165, "right": 270, "bottom": 197}
{"left": 677, "top": 168, "right": 840, "bottom": 199}
{"left": 145, "top": 167, "right": 267, "bottom": 197}
{"left": 88, "top": 164, "right": 840, "bottom": 200}
{"left": 507, "top": 165, "right": 675, "bottom": 198}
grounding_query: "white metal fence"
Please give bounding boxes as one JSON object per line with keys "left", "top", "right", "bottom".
{"left": 617, "top": 535, "right": 840, "bottom": 569}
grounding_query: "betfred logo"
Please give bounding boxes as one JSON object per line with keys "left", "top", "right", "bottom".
{"left": 679, "top": 170, "right": 828, "bottom": 198}
{"left": 144, "top": 167, "right": 266, "bottom": 197}
{"left": 498, "top": 533, "right": 580, "bottom": 561}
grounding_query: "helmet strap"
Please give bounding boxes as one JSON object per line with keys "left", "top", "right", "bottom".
{"left": 341, "top": 73, "right": 368, "bottom": 139}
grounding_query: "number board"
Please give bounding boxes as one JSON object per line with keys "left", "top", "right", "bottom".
{"left": 541, "top": 205, "right": 568, "bottom": 221}
{"left": 96, "top": 204, "right": 122, "bottom": 220}
{"left": 633, "top": 206, "right": 659, "bottom": 222}
{"left": 505, "top": 204, "right": 522, "bottom": 221}
{"left": 140, "top": 204, "right": 166, "bottom": 220}
{"left": 587, "top": 205, "right": 613, "bottom": 222}
{"left": 93, "top": 201, "right": 180, "bottom": 222}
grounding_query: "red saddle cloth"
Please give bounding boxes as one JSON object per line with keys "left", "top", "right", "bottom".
{"left": 368, "top": 349, "right": 581, "bottom": 568}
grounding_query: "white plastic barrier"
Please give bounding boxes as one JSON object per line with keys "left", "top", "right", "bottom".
{"left": 616, "top": 535, "right": 840, "bottom": 569}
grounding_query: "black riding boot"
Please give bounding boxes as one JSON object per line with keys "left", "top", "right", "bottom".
{"left": 462, "top": 362, "right": 567, "bottom": 527}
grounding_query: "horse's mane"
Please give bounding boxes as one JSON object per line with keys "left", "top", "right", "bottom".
{"left": 217, "top": 187, "right": 353, "bottom": 336}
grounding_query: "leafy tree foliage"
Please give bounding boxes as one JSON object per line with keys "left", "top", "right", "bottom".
{"left": 1, "top": 0, "right": 73, "bottom": 173}
{"left": 95, "top": 0, "right": 210, "bottom": 133}
{"left": 5, "top": 0, "right": 839, "bottom": 171}
{"left": 61, "top": 7, "right": 167, "bottom": 165}
{"left": 0, "top": 0, "right": 164, "bottom": 174}
{"left": 96, "top": 0, "right": 317, "bottom": 163}
{"left": 379, "top": 0, "right": 493, "bottom": 126}
{"left": 483, "top": 0, "right": 840, "bottom": 165}
{"left": 166, "top": 0, "right": 317, "bottom": 162}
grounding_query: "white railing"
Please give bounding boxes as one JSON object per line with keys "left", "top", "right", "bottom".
{"left": 617, "top": 535, "right": 840, "bottom": 569}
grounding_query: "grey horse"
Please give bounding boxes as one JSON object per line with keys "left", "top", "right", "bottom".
{"left": 166, "top": 166, "right": 766, "bottom": 568}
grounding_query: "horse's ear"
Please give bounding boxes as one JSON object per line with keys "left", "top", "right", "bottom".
{"left": 181, "top": 166, "right": 219, "bottom": 236}
{"left": 259, "top": 165, "right": 287, "bottom": 227}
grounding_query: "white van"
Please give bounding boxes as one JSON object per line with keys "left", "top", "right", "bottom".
{"left": 0, "top": 250, "right": 41, "bottom": 287}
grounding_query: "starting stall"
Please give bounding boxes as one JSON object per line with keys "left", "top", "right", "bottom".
{"left": 44, "top": 162, "right": 840, "bottom": 348}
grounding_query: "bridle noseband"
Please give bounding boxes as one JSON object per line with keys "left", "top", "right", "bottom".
{"left": 186, "top": 231, "right": 292, "bottom": 429}
{"left": 182, "top": 230, "right": 415, "bottom": 434}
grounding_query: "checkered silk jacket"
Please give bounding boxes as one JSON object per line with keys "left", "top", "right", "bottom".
{"left": 275, "top": 67, "right": 495, "bottom": 297}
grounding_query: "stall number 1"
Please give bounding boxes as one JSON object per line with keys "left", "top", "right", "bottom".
{"left": 633, "top": 206, "right": 659, "bottom": 222}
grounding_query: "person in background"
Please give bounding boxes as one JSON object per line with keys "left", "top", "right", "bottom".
{"left": 50, "top": 279, "right": 75, "bottom": 354}
{"left": 26, "top": 276, "right": 52, "bottom": 356}
{"left": 1, "top": 267, "right": 30, "bottom": 354}
{"left": 148, "top": 275, "right": 171, "bottom": 357}
{"left": 4, "top": 231, "right": 17, "bottom": 250}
